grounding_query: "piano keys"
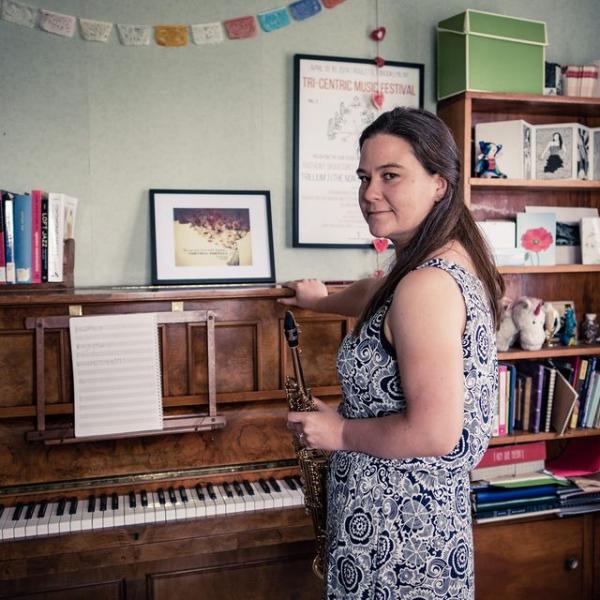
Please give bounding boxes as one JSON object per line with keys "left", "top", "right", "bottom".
{"left": 0, "top": 476, "right": 305, "bottom": 542}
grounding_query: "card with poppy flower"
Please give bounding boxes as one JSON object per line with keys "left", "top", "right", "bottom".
{"left": 516, "top": 212, "right": 556, "bottom": 266}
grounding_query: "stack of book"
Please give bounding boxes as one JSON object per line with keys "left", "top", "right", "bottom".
{"left": 0, "top": 189, "right": 77, "bottom": 285}
{"left": 556, "top": 479, "right": 600, "bottom": 516}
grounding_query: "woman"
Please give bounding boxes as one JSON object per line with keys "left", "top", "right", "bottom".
{"left": 281, "top": 107, "right": 503, "bottom": 599}
{"left": 542, "top": 131, "right": 565, "bottom": 173}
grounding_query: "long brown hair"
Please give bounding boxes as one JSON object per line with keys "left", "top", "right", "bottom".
{"left": 353, "top": 107, "right": 504, "bottom": 335}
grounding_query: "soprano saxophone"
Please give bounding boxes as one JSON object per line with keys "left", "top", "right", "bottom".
{"left": 283, "top": 310, "right": 328, "bottom": 580}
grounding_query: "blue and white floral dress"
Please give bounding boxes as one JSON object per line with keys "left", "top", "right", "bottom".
{"left": 326, "top": 259, "right": 497, "bottom": 600}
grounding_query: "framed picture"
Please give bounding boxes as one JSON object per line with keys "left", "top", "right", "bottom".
{"left": 293, "top": 53, "right": 424, "bottom": 247}
{"left": 150, "top": 189, "right": 275, "bottom": 285}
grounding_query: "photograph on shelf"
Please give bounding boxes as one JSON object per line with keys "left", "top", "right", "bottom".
{"left": 547, "top": 300, "right": 578, "bottom": 346}
{"left": 581, "top": 217, "right": 600, "bottom": 264}
{"left": 149, "top": 189, "right": 275, "bottom": 285}
{"left": 293, "top": 53, "right": 424, "bottom": 247}
{"left": 474, "top": 119, "right": 533, "bottom": 179}
{"left": 516, "top": 212, "right": 556, "bottom": 266}
{"left": 525, "top": 205, "right": 599, "bottom": 264}
{"left": 534, "top": 123, "right": 590, "bottom": 180}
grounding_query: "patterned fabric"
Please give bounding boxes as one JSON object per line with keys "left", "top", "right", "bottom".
{"left": 326, "top": 258, "right": 498, "bottom": 599}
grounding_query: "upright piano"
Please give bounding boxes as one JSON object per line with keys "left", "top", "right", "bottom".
{"left": 0, "top": 285, "right": 349, "bottom": 599}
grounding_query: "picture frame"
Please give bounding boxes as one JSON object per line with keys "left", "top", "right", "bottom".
{"left": 293, "top": 53, "right": 424, "bottom": 247}
{"left": 149, "top": 189, "right": 275, "bottom": 285}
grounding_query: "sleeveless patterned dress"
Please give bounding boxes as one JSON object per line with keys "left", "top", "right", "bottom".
{"left": 326, "top": 258, "right": 498, "bottom": 600}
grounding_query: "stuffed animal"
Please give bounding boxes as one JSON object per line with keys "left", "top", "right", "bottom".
{"left": 475, "top": 141, "right": 508, "bottom": 179}
{"left": 495, "top": 296, "right": 549, "bottom": 352}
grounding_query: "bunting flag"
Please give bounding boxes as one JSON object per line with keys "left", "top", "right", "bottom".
{"left": 0, "top": 0, "right": 347, "bottom": 46}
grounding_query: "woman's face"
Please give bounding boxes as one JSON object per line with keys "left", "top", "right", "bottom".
{"left": 357, "top": 133, "right": 446, "bottom": 246}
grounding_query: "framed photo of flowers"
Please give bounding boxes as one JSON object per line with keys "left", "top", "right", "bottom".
{"left": 150, "top": 189, "right": 275, "bottom": 285}
{"left": 516, "top": 212, "right": 556, "bottom": 266}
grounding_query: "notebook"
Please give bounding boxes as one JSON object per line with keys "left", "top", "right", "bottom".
{"left": 70, "top": 312, "right": 163, "bottom": 437}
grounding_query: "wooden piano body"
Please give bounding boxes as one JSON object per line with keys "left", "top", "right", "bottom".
{"left": 0, "top": 286, "right": 347, "bottom": 599}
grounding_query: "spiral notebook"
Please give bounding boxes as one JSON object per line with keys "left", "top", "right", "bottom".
{"left": 70, "top": 312, "right": 163, "bottom": 437}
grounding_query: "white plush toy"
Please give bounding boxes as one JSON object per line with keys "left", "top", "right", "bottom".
{"left": 495, "top": 296, "right": 550, "bottom": 352}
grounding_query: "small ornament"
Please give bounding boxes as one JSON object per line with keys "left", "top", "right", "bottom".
{"left": 373, "top": 238, "right": 390, "bottom": 277}
{"left": 559, "top": 304, "right": 577, "bottom": 346}
{"left": 374, "top": 56, "right": 385, "bottom": 68}
{"left": 372, "top": 92, "right": 384, "bottom": 110}
{"left": 581, "top": 313, "right": 599, "bottom": 344}
{"left": 370, "top": 26, "right": 386, "bottom": 41}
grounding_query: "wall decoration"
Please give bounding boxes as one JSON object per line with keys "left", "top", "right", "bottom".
{"left": 293, "top": 54, "right": 424, "bottom": 247}
{"left": 0, "top": 0, "right": 346, "bottom": 46}
{"left": 150, "top": 189, "right": 275, "bottom": 285}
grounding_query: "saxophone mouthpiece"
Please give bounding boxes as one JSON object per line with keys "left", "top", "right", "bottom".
{"left": 284, "top": 310, "right": 299, "bottom": 348}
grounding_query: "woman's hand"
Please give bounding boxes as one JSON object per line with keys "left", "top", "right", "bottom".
{"left": 279, "top": 278, "right": 328, "bottom": 310}
{"left": 288, "top": 398, "right": 346, "bottom": 452}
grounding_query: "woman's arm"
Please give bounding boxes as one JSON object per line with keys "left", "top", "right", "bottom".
{"left": 279, "top": 277, "right": 381, "bottom": 318}
{"left": 289, "top": 267, "right": 466, "bottom": 458}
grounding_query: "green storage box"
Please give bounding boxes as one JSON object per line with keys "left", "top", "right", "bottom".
{"left": 437, "top": 9, "right": 547, "bottom": 100}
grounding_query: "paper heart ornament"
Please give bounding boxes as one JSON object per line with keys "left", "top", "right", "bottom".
{"left": 373, "top": 238, "right": 390, "bottom": 253}
{"left": 370, "top": 26, "right": 386, "bottom": 41}
{"left": 372, "top": 92, "right": 384, "bottom": 110}
{"left": 374, "top": 56, "right": 385, "bottom": 68}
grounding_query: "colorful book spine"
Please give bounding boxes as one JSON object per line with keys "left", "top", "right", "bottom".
{"left": 476, "top": 440, "right": 547, "bottom": 469}
{"left": 13, "top": 193, "right": 32, "bottom": 283}
{"left": 497, "top": 364, "right": 507, "bottom": 436}
{"left": 578, "top": 357, "right": 597, "bottom": 427}
{"left": 473, "top": 483, "right": 559, "bottom": 505}
{"left": 0, "top": 195, "right": 5, "bottom": 284}
{"left": 3, "top": 193, "right": 16, "bottom": 284}
{"left": 30, "top": 189, "right": 43, "bottom": 283}
{"left": 40, "top": 194, "right": 49, "bottom": 282}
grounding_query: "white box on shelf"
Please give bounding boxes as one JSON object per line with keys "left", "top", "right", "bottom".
{"left": 475, "top": 120, "right": 534, "bottom": 179}
{"left": 534, "top": 123, "right": 591, "bottom": 180}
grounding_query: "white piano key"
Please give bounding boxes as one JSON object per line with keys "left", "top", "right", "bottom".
{"left": 182, "top": 488, "right": 197, "bottom": 519}
{"left": 80, "top": 499, "right": 94, "bottom": 531}
{"left": 193, "top": 485, "right": 209, "bottom": 518}
{"left": 112, "top": 497, "right": 125, "bottom": 528}
{"left": 46, "top": 502, "right": 62, "bottom": 535}
{"left": 12, "top": 509, "right": 29, "bottom": 539}
{"left": 70, "top": 500, "right": 85, "bottom": 532}
{"left": 274, "top": 479, "right": 297, "bottom": 507}
{"left": 123, "top": 494, "right": 137, "bottom": 526}
{"left": 58, "top": 507, "right": 72, "bottom": 534}
{"left": 205, "top": 485, "right": 226, "bottom": 516}
{"left": 133, "top": 493, "right": 146, "bottom": 525}
{"left": 283, "top": 478, "right": 305, "bottom": 507}
{"left": 24, "top": 504, "right": 39, "bottom": 537}
{"left": 151, "top": 492, "right": 167, "bottom": 523}
{"left": 161, "top": 489, "right": 178, "bottom": 522}
{"left": 265, "top": 480, "right": 285, "bottom": 509}
{"left": 140, "top": 492, "right": 157, "bottom": 524}
{"left": 215, "top": 484, "right": 237, "bottom": 515}
{"left": 249, "top": 482, "right": 271, "bottom": 510}
{"left": 36, "top": 503, "right": 52, "bottom": 536}
{"left": 0, "top": 506, "right": 17, "bottom": 540}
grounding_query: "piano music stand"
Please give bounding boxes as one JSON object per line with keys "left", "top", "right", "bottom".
{"left": 25, "top": 310, "right": 226, "bottom": 445}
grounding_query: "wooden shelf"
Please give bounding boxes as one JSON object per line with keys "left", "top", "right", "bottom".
{"left": 498, "top": 344, "right": 600, "bottom": 360}
{"left": 471, "top": 178, "right": 600, "bottom": 190}
{"left": 489, "top": 427, "right": 600, "bottom": 446}
{"left": 498, "top": 265, "right": 600, "bottom": 274}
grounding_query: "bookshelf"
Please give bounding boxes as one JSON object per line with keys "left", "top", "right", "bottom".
{"left": 438, "top": 91, "right": 600, "bottom": 600}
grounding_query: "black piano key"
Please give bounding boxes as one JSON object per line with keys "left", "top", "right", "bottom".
{"left": 179, "top": 486, "right": 188, "bottom": 503}
{"left": 56, "top": 498, "right": 66, "bottom": 516}
{"left": 195, "top": 484, "right": 205, "bottom": 501}
{"left": 157, "top": 488, "right": 166, "bottom": 505}
{"left": 141, "top": 490, "right": 148, "bottom": 507}
{"left": 242, "top": 480, "right": 255, "bottom": 496}
{"left": 206, "top": 483, "right": 217, "bottom": 500}
{"left": 111, "top": 493, "right": 118, "bottom": 510}
{"left": 0, "top": 505, "right": 3, "bottom": 518}
{"left": 223, "top": 482, "right": 233, "bottom": 498}
{"left": 232, "top": 481, "right": 244, "bottom": 497}
{"left": 88, "top": 495, "right": 96, "bottom": 513}
{"left": 258, "top": 478, "right": 271, "bottom": 494}
{"left": 128, "top": 491, "right": 136, "bottom": 508}
{"left": 99, "top": 494, "right": 107, "bottom": 512}
{"left": 69, "top": 497, "right": 78, "bottom": 515}
{"left": 37, "top": 501, "right": 48, "bottom": 518}
{"left": 25, "top": 502, "right": 36, "bottom": 520}
{"left": 268, "top": 477, "right": 281, "bottom": 492}
{"left": 284, "top": 476, "right": 297, "bottom": 491}
{"left": 168, "top": 487, "right": 177, "bottom": 504}
{"left": 13, "top": 503, "right": 24, "bottom": 521}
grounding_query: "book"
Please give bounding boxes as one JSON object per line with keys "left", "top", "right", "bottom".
{"left": 471, "top": 460, "right": 546, "bottom": 483}
{"left": 516, "top": 212, "right": 556, "bottom": 266}
{"left": 47, "top": 193, "right": 65, "bottom": 282}
{"left": 13, "top": 193, "right": 33, "bottom": 283}
{"left": 0, "top": 195, "right": 5, "bottom": 283}
{"left": 473, "top": 483, "right": 560, "bottom": 505}
{"left": 520, "top": 374, "right": 532, "bottom": 431}
{"left": 40, "top": 194, "right": 49, "bottom": 282}
{"left": 516, "top": 362, "right": 545, "bottom": 433}
{"left": 550, "top": 367, "right": 579, "bottom": 435}
{"left": 475, "top": 440, "right": 547, "bottom": 470}
{"left": 579, "top": 357, "right": 597, "bottom": 427}
{"left": 63, "top": 195, "right": 78, "bottom": 240}
{"left": 475, "top": 502, "right": 559, "bottom": 524}
{"left": 2, "top": 192, "right": 16, "bottom": 284}
{"left": 497, "top": 364, "right": 508, "bottom": 436}
{"left": 30, "top": 189, "right": 45, "bottom": 284}
{"left": 542, "top": 365, "right": 557, "bottom": 433}
{"left": 583, "top": 371, "right": 600, "bottom": 428}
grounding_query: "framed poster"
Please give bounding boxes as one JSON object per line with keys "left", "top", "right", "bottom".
{"left": 293, "top": 54, "right": 424, "bottom": 247}
{"left": 150, "top": 189, "right": 275, "bottom": 285}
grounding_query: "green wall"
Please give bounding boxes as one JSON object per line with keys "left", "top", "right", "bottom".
{"left": 1, "top": 0, "right": 598, "bottom": 286}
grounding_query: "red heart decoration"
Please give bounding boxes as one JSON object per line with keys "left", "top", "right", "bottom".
{"left": 370, "top": 27, "right": 386, "bottom": 41}
{"left": 372, "top": 92, "right": 384, "bottom": 110}
{"left": 374, "top": 56, "right": 385, "bottom": 68}
{"left": 373, "top": 238, "right": 390, "bottom": 253}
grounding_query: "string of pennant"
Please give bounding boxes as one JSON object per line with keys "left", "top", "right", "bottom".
{"left": 0, "top": 0, "right": 346, "bottom": 46}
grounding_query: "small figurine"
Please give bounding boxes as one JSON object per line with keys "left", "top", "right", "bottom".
{"left": 559, "top": 304, "right": 577, "bottom": 346}
{"left": 543, "top": 302, "right": 561, "bottom": 346}
{"left": 581, "top": 313, "right": 599, "bottom": 345}
{"left": 475, "top": 141, "right": 508, "bottom": 179}
{"left": 511, "top": 296, "right": 546, "bottom": 351}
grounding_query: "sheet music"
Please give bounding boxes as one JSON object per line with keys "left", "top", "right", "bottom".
{"left": 70, "top": 313, "right": 163, "bottom": 437}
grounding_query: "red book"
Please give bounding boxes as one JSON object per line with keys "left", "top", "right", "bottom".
{"left": 30, "top": 189, "right": 45, "bottom": 283}
{"left": 477, "top": 441, "right": 546, "bottom": 469}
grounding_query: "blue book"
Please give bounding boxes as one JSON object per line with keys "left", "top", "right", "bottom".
{"left": 476, "top": 500, "right": 559, "bottom": 522}
{"left": 473, "top": 484, "right": 559, "bottom": 505}
{"left": 578, "top": 357, "right": 597, "bottom": 427}
{"left": 13, "top": 193, "right": 32, "bottom": 283}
